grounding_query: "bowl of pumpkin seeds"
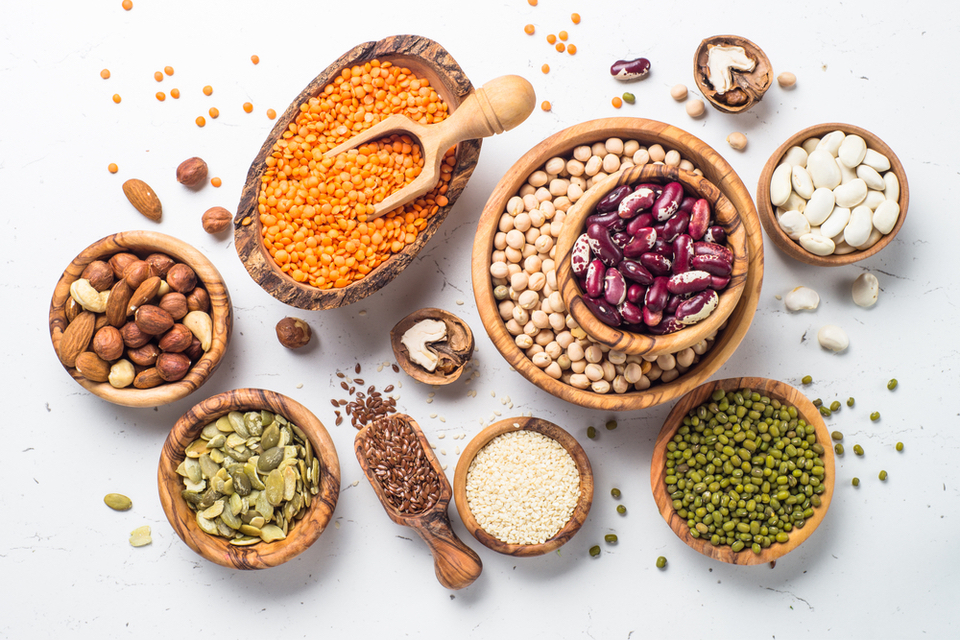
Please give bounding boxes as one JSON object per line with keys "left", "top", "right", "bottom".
{"left": 158, "top": 388, "right": 341, "bottom": 569}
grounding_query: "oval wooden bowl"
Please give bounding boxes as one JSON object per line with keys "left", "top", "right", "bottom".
{"left": 556, "top": 165, "right": 748, "bottom": 358}
{"left": 48, "top": 230, "right": 232, "bottom": 408}
{"left": 650, "top": 377, "right": 835, "bottom": 565}
{"left": 389, "top": 307, "right": 475, "bottom": 385}
{"left": 693, "top": 35, "right": 773, "bottom": 114}
{"left": 235, "top": 34, "right": 482, "bottom": 310}
{"left": 453, "top": 417, "right": 593, "bottom": 557}
{"left": 756, "top": 122, "right": 909, "bottom": 266}
{"left": 158, "top": 388, "right": 341, "bottom": 569}
{"left": 471, "top": 118, "right": 764, "bottom": 411}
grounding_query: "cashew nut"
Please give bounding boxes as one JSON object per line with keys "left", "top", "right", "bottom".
{"left": 70, "top": 278, "right": 109, "bottom": 313}
{"left": 183, "top": 310, "right": 213, "bottom": 352}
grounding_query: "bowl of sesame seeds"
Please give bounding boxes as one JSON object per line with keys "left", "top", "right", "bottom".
{"left": 453, "top": 416, "right": 593, "bottom": 556}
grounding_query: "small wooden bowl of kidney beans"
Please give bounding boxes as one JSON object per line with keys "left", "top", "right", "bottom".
{"left": 556, "top": 164, "right": 748, "bottom": 358}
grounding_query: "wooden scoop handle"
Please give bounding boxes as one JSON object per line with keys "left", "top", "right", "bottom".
{"left": 407, "top": 508, "right": 483, "bottom": 590}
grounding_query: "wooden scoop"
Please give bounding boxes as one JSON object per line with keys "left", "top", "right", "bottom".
{"left": 355, "top": 413, "right": 482, "bottom": 590}
{"left": 326, "top": 74, "right": 536, "bottom": 219}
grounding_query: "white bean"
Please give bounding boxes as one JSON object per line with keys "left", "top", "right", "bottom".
{"left": 838, "top": 134, "right": 867, "bottom": 168}
{"left": 872, "top": 200, "right": 900, "bottom": 235}
{"left": 778, "top": 210, "right": 810, "bottom": 241}
{"left": 883, "top": 171, "right": 900, "bottom": 203}
{"left": 799, "top": 233, "right": 836, "bottom": 256}
{"left": 803, "top": 187, "right": 835, "bottom": 226}
{"left": 817, "top": 130, "right": 845, "bottom": 156}
{"left": 861, "top": 149, "right": 891, "bottom": 172}
{"left": 781, "top": 146, "right": 808, "bottom": 167}
{"left": 856, "top": 164, "right": 885, "bottom": 190}
{"left": 770, "top": 163, "right": 793, "bottom": 207}
{"left": 791, "top": 166, "right": 815, "bottom": 199}
{"left": 820, "top": 206, "right": 851, "bottom": 239}
{"left": 807, "top": 149, "right": 842, "bottom": 189}
{"left": 834, "top": 179, "right": 867, "bottom": 208}
{"left": 844, "top": 205, "right": 874, "bottom": 247}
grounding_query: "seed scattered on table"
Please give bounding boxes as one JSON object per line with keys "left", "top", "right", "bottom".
{"left": 104, "top": 493, "right": 132, "bottom": 511}
{"left": 129, "top": 525, "right": 151, "bottom": 547}
{"left": 656, "top": 555, "right": 667, "bottom": 569}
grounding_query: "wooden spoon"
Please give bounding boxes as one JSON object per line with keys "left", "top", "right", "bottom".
{"left": 326, "top": 75, "right": 536, "bottom": 219}
{"left": 355, "top": 413, "right": 482, "bottom": 589}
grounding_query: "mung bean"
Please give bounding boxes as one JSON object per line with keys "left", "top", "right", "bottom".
{"left": 611, "top": 487, "right": 621, "bottom": 498}
{"left": 605, "top": 534, "right": 618, "bottom": 543}
{"left": 819, "top": 406, "right": 832, "bottom": 417}
{"left": 852, "top": 477, "right": 860, "bottom": 486}
{"left": 587, "top": 426, "right": 597, "bottom": 439}
{"left": 870, "top": 411, "right": 880, "bottom": 422}
{"left": 622, "top": 92, "right": 635, "bottom": 104}
{"left": 831, "top": 431, "right": 843, "bottom": 441}
{"left": 656, "top": 556, "right": 667, "bottom": 569}
{"left": 853, "top": 444, "right": 864, "bottom": 456}
{"left": 605, "top": 420, "right": 618, "bottom": 431}
{"left": 896, "top": 442, "right": 904, "bottom": 452}
{"left": 847, "top": 397, "right": 855, "bottom": 407}
{"left": 801, "top": 375, "right": 813, "bottom": 385}
{"left": 616, "top": 504, "right": 627, "bottom": 515}
{"left": 813, "top": 398, "right": 822, "bottom": 408}
{"left": 887, "top": 379, "right": 898, "bottom": 390}
{"left": 834, "top": 443, "right": 844, "bottom": 455}
{"left": 830, "top": 400, "right": 841, "bottom": 412}
{"left": 879, "top": 470, "right": 888, "bottom": 481}
{"left": 589, "top": 545, "right": 601, "bottom": 557}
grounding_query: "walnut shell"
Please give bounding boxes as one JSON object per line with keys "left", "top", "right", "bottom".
{"left": 389, "top": 308, "right": 474, "bottom": 385}
{"left": 693, "top": 35, "right": 773, "bottom": 114}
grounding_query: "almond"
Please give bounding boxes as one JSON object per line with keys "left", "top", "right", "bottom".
{"left": 176, "top": 157, "right": 208, "bottom": 187}
{"left": 75, "top": 351, "right": 111, "bottom": 382}
{"left": 58, "top": 311, "right": 96, "bottom": 368}
{"left": 127, "top": 276, "right": 162, "bottom": 315}
{"left": 135, "top": 305, "right": 174, "bottom": 335}
{"left": 81, "top": 261, "right": 115, "bottom": 292}
{"left": 158, "top": 323, "right": 193, "bottom": 353}
{"left": 92, "top": 326, "right": 124, "bottom": 361}
{"left": 156, "top": 352, "right": 191, "bottom": 382}
{"left": 106, "top": 279, "right": 133, "bottom": 327}
{"left": 122, "top": 178, "right": 163, "bottom": 222}
{"left": 133, "top": 367, "right": 164, "bottom": 389}
{"left": 202, "top": 206, "right": 233, "bottom": 233}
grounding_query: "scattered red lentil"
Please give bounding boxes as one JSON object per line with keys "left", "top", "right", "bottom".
{"left": 156, "top": 92, "right": 165, "bottom": 101}
{"left": 251, "top": 55, "right": 260, "bottom": 65}
{"left": 546, "top": 34, "right": 557, "bottom": 44}
{"left": 112, "top": 94, "right": 121, "bottom": 104}
{"left": 100, "top": 69, "right": 111, "bottom": 79}
{"left": 164, "top": 66, "right": 174, "bottom": 76}
{"left": 196, "top": 116, "right": 206, "bottom": 127}
{"left": 541, "top": 64, "right": 550, "bottom": 74}
{"left": 243, "top": 102, "right": 253, "bottom": 113}
{"left": 524, "top": 24, "right": 535, "bottom": 35}
{"left": 211, "top": 177, "right": 222, "bottom": 188}
{"left": 108, "top": 163, "right": 119, "bottom": 174}
{"left": 555, "top": 43, "right": 566, "bottom": 53}
{"left": 170, "top": 88, "right": 180, "bottom": 99}
{"left": 567, "top": 44, "right": 578, "bottom": 55}
{"left": 203, "top": 85, "right": 213, "bottom": 96}
{"left": 528, "top": 0, "right": 537, "bottom": 5}
{"left": 558, "top": 30, "right": 568, "bottom": 41}
{"left": 266, "top": 108, "right": 276, "bottom": 119}
{"left": 571, "top": 13, "right": 581, "bottom": 24}
{"left": 611, "top": 96, "right": 623, "bottom": 108}
{"left": 541, "top": 100, "right": 551, "bottom": 111}
{"left": 154, "top": 71, "right": 163, "bottom": 82}
{"left": 208, "top": 107, "right": 219, "bottom": 118}
{"left": 122, "top": 0, "right": 132, "bottom": 10}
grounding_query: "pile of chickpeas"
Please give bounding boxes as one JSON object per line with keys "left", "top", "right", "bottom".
{"left": 489, "top": 137, "right": 720, "bottom": 395}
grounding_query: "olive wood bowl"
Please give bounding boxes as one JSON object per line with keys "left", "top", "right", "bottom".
{"left": 756, "top": 122, "right": 909, "bottom": 266}
{"left": 650, "top": 377, "right": 835, "bottom": 565}
{"left": 693, "top": 35, "right": 773, "bottom": 114}
{"left": 49, "top": 230, "right": 232, "bottom": 408}
{"left": 355, "top": 413, "right": 482, "bottom": 589}
{"left": 453, "top": 417, "right": 593, "bottom": 557}
{"left": 158, "top": 388, "right": 340, "bottom": 569}
{"left": 235, "top": 34, "right": 483, "bottom": 310}
{"left": 389, "top": 307, "right": 475, "bottom": 385}
{"left": 471, "top": 118, "right": 764, "bottom": 411}
{"left": 556, "top": 165, "right": 748, "bottom": 358}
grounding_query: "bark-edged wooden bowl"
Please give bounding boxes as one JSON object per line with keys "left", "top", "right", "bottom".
{"left": 693, "top": 35, "right": 773, "bottom": 114}
{"left": 158, "top": 388, "right": 340, "bottom": 569}
{"left": 389, "top": 307, "right": 474, "bottom": 385}
{"left": 651, "top": 377, "right": 835, "bottom": 565}
{"left": 234, "top": 34, "right": 482, "bottom": 310}
{"left": 48, "top": 230, "right": 232, "bottom": 408}
{"left": 556, "top": 165, "right": 748, "bottom": 359}
{"left": 471, "top": 118, "right": 764, "bottom": 411}
{"left": 757, "top": 122, "right": 909, "bottom": 266}
{"left": 453, "top": 417, "right": 593, "bottom": 557}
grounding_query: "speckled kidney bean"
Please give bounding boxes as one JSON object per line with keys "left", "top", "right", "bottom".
{"left": 644, "top": 276, "right": 670, "bottom": 312}
{"left": 612, "top": 231, "right": 631, "bottom": 249}
{"left": 643, "top": 305, "right": 663, "bottom": 327}
{"left": 693, "top": 241, "right": 733, "bottom": 263}
{"left": 618, "top": 300, "right": 643, "bottom": 324}
{"left": 587, "top": 209, "right": 625, "bottom": 232}
{"left": 619, "top": 187, "right": 657, "bottom": 218}
{"left": 640, "top": 252, "right": 672, "bottom": 276}
{"left": 626, "top": 283, "right": 646, "bottom": 303}
{"left": 704, "top": 226, "right": 726, "bottom": 244}
{"left": 676, "top": 289, "right": 719, "bottom": 325}
{"left": 610, "top": 57, "right": 651, "bottom": 81}
{"left": 650, "top": 238, "right": 675, "bottom": 261}
{"left": 623, "top": 228, "right": 657, "bottom": 258}
{"left": 571, "top": 233, "right": 591, "bottom": 277}
{"left": 653, "top": 182, "right": 684, "bottom": 221}
{"left": 620, "top": 259, "right": 654, "bottom": 285}
{"left": 688, "top": 199, "right": 711, "bottom": 240}
{"left": 679, "top": 196, "right": 696, "bottom": 214}
{"left": 648, "top": 316, "right": 684, "bottom": 335}
{"left": 661, "top": 211, "right": 690, "bottom": 242}
{"left": 587, "top": 223, "right": 622, "bottom": 267}
{"left": 710, "top": 275, "right": 730, "bottom": 290}
{"left": 596, "top": 185, "right": 633, "bottom": 213}
{"left": 672, "top": 234, "right": 694, "bottom": 273}
{"left": 584, "top": 259, "right": 605, "bottom": 298}
{"left": 626, "top": 212, "right": 655, "bottom": 236}
{"left": 665, "top": 294, "right": 683, "bottom": 315}
{"left": 691, "top": 253, "right": 732, "bottom": 277}
{"left": 583, "top": 296, "right": 622, "bottom": 326}
{"left": 667, "top": 270, "right": 711, "bottom": 295}
{"left": 603, "top": 267, "right": 627, "bottom": 306}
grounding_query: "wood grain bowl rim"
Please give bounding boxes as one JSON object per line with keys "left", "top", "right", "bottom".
{"left": 48, "top": 230, "right": 232, "bottom": 408}
{"left": 157, "top": 388, "right": 341, "bottom": 569}
{"left": 555, "top": 164, "right": 748, "bottom": 357}
{"left": 756, "top": 122, "right": 909, "bottom": 267}
{"left": 234, "top": 34, "right": 482, "bottom": 310}
{"left": 453, "top": 417, "right": 594, "bottom": 557}
{"left": 649, "top": 377, "right": 835, "bottom": 565}
{"left": 471, "top": 117, "right": 765, "bottom": 411}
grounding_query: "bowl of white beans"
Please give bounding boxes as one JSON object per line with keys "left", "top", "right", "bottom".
{"left": 757, "top": 122, "right": 909, "bottom": 266}
{"left": 471, "top": 118, "right": 764, "bottom": 411}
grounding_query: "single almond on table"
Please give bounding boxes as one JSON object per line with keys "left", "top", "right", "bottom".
{"left": 122, "top": 179, "right": 163, "bottom": 222}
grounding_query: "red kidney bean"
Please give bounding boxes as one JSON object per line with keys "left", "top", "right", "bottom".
{"left": 709, "top": 275, "right": 730, "bottom": 290}
{"left": 640, "top": 252, "right": 672, "bottom": 276}
{"left": 648, "top": 316, "right": 685, "bottom": 335}
{"left": 618, "top": 300, "right": 643, "bottom": 325}
{"left": 650, "top": 238, "right": 675, "bottom": 261}
{"left": 688, "top": 199, "right": 711, "bottom": 240}
{"left": 644, "top": 276, "right": 670, "bottom": 312}
{"left": 588, "top": 223, "right": 623, "bottom": 267}
{"left": 691, "top": 254, "right": 732, "bottom": 277}
{"left": 603, "top": 267, "right": 627, "bottom": 306}
{"left": 587, "top": 210, "right": 626, "bottom": 232}
{"left": 676, "top": 289, "right": 719, "bottom": 325}
{"left": 672, "top": 234, "right": 693, "bottom": 274}
{"left": 636, "top": 183, "right": 663, "bottom": 198}
{"left": 585, "top": 259, "right": 605, "bottom": 298}
{"left": 667, "top": 269, "right": 712, "bottom": 295}
{"left": 679, "top": 196, "right": 696, "bottom": 214}
{"left": 623, "top": 227, "right": 657, "bottom": 258}
{"left": 642, "top": 305, "right": 663, "bottom": 327}
{"left": 612, "top": 231, "right": 631, "bottom": 249}
{"left": 693, "top": 241, "right": 734, "bottom": 264}
{"left": 626, "top": 212, "right": 655, "bottom": 236}
{"left": 661, "top": 211, "right": 690, "bottom": 242}
{"left": 705, "top": 226, "right": 726, "bottom": 244}
{"left": 665, "top": 293, "right": 682, "bottom": 315}
{"left": 610, "top": 57, "right": 650, "bottom": 81}
{"left": 596, "top": 185, "right": 633, "bottom": 213}
{"left": 626, "top": 283, "right": 646, "bottom": 304}
{"left": 653, "top": 182, "right": 684, "bottom": 222}
{"left": 571, "top": 233, "right": 592, "bottom": 277}
{"left": 618, "top": 187, "right": 657, "bottom": 219}
{"left": 620, "top": 259, "right": 654, "bottom": 285}
{"left": 583, "top": 296, "right": 622, "bottom": 327}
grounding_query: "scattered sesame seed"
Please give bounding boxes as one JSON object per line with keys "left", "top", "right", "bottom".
{"left": 438, "top": 433, "right": 445, "bottom": 439}
{"left": 456, "top": 299, "right": 464, "bottom": 305}
{"left": 440, "top": 417, "right": 446, "bottom": 423}
{"left": 426, "top": 398, "right": 434, "bottom": 404}
{"left": 440, "top": 449, "right": 447, "bottom": 456}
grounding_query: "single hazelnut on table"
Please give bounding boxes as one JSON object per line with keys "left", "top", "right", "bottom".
{"left": 276, "top": 317, "right": 312, "bottom": 349}
{"left": 176, "top": 157, "right": 208, "bottom": 187}
{"left": 201, "top": 206, "right": 233, "bottom": 233}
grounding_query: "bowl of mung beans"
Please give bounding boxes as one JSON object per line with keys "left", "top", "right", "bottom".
{"left": 453, "top": 417, "right": 593, "bottom": 557}
{"left": 650, "top": 377, "right": 835, "bottom": 565}
{"left": 235, "top": 34, "right": 484, "bottom": 310}
{"left": 158, "top": 388, "right": 341, "bottom": 569}
{"left": 471, "top": 118, "right": 764, "bottom": 411}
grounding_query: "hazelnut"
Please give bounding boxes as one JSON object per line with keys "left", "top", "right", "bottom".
{"left": 156, "top": 352, "right": 191, "bottom": 382}
{"left": 183, "top": 336, "right": 204, "bottom": 362}
{"left": 276, "top": 317, "right": 312, "bottom": 349}
{"left": 133, "top": 367, "right": 164, "bottom": 389}
{"left": 127, "top": 343, "right": 161, "bottom": 367}
{"left": 158, "top": 323, "right": 193, "bottom": 353}
{"left": 108, "top": 252, "right": 139, "bottom": 279}
{"left": 123, "top": 260, "right": 156, "bottom": 289}
{"left": 166, "top": 263, "right": 197, "bottom": 293}
{"left": 158, "top": 292, "right": 189, "bottom": 320}
{"left": 144, "top": 252, "right": 176, "bottom": 277}
{"left": 202, "top": 206, "right": 233, "bottom": 234}
{"left": 120, "top": 321, "right": 151, "bottom": 348}
{"left": 75, "top": 351, "right": 111, "bottom": 382}
{"left": 176, "top": 157, "right": 208, "bottom": 187}
{"left": 186, "top": 287, "right": 210, "bottom": 313}
{"left": 81, "top": 261, "right": 115, "bottom": 292}
{"left": 92, "top": 325, "right": 124, "bottom": 361}
{"left": 134, "top": 305, "right": 174, "bottom": 335}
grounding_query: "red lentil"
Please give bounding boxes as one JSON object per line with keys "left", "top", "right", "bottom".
{"left": 112, "top": 94, "right": 121, "bottom": 104}
{"left": 122, "top": 0, "right": 132, "bottom": 10}
{"left": 203, "top": 85, "right": 213, "bottom": 96}
{"left": 251, "top": 55, "right": 260, "bottom": 65}
{"left": 209, "top": 107, "right": 219, "bottom": 119}
{"left": 571, "top": 13, "right": 581, "bottom": 24}
{"left": 196, "top": 116, "right": 206, "bottom": 127}
{"left": 524, "top": 24, "right": 535, "bottom": 35}
{"left": 170, "top": 88, "right": 180, "bottom": 99}
{"left": 108, "top": 163, "right": 119, "bottom": 174}
{"left": 555, "top": 43, "right": 566, "bottom": 53}
{"left": 164, "top": 66, "right": 174, "bottom": 76}
{"left": 266, "top": 108, "right": 276, "bottom": 119}
{"left": 568, "top": 44, "right": 578, "bottom": 55}
{"left": 154, "top": 71, "right": 163, "bottom": 82}
{"left": 156, "top": 92, "right": 165, "bottom": 101}
{"left": 243, "top": 102, "right": 253, "bottom": 113}
{"left": 211, "top": 177, "right": 222, "bottom": 188}
{"left": 100, "top": 69, "right": 111, "bottom": 79}
{"left": 541, "top": 64, "right": 550, "bottom": 74}
{"left": 558, "top": 30, "right": 568, "bottom": 41}
{"left": 612, "top": 96, "right": 623, "bottom": 108}
{"left": 541, "top": 100, "right": 551, "bottom": 111}
{"left": 546, "top": 34, "right": 557, "bottom": 44}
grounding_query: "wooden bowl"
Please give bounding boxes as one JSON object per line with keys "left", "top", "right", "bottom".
{"left": 556, "top": 164, "right": 748, "bottom": 358}
{"left": 235, "top": 34, "right": 482, "bottom": 310}
{"left": 471, "top": 118, "right": 764, "bottom": 411}
{"left": 650, "top": 377, "right": 835, "bottom": 565}
{"left": 453, "top": 417, "right": 593, "bottom": 557}
{"left": 693, "top": 35, "right": 773, "bottom": 114}
{"left": 389, "top": 307, "right": 474, "bottom": 385}
{"left": 756, "top": 122, "right": 909, "bottom": 266}
{"left": 158, "top": 388, "right": 341, "bottom": 569}
{"left": 48, "top": 230, "right": 232, "bottom": 408}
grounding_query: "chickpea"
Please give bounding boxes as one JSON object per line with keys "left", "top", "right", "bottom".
{"left": 506, "top": 229, "right": 526, "bottom": 250}
{"left": 505, "top": 246, "right": 523, "bottom": 263}
{"left": 567, "top": 183, "right": 585, "bottom": 202}
{"left": 540, "top": 200, "right": 556, "bottom": 218}
{"left": 624, "top": 362, "right": 643, "bottom": 384}
{"left": 526, "top": 344, "right": 544, "bottom": 357}
{"left": 524, "top": 227, "right": 541, "bottom": 244}
{"left": 648, "top": 144, "right": 666, "bottom": 162}
{"left": 591, "top": 142, "right": 607, "bottom": 157}
{"left": 570, "top": 374, "right": 591, "bottom": 389}
{"left": 545, "top": 157, "right": 566, "bottom": 175}
{"left": 492, "top": 249, "right": 507, "bottom": 264}
{"left": 567, "top": 342, "right": 585, "bottom": 362}
{"left": 602, "top": 154, "right": 621, "bottom": 174}
{"left": 514, "top": 212, "right": 533, "bottom": 232}
{"left": 584, "top": 345, "right": 604, "bottom": 364}
{"left": 584, "top": 156, "right": 602, "bottom": 176}
{"left": 523, "top": 320, "right": 538, "bottom": 336}
{"left": 535, "top": 187, "right": 552, "bottom": 203}
{"left": 498, "top": 300, "right": 516, "bottom": 320}
{"left": 686, "top": 99, "right": 706, "bottom": 118}
{"left": 573, "top": 145, "right": 592, "bottom": 162}
{"left": 522, "top": 193, "right": 539, "bottom": 211}
{"left": 633, "top": 148, "right": 650, "bottom": 165}
{"left": 545, "top": 362, "right": 563, "bottom": 379}
{"left": 499, "top": 213, "right": 516, "bottom": 231}
{"left": 591, "top": 380, "right": 612, "bottom": 394}
{"left": 545, "top": 341, "right": 563, "bottom": 360}
{"left": 647, "top": 363, "right": 662, "bottom": 381}
{"left": 518, "top": 290, "right": 540, "bottom": 310}
{"left": 602, "top": 361, "right": 617, "bottom": 382}
{"left": 661, "top": 369, "right": 680, "bottom": 383}
{"left": 505, "top": 319, "right": 523, "bottom": 336}
{"left": 535, "top": 329, "right": 554, "bottom": 346}
{"left": 493, "top": 232, "right": 508, "bottom": 251}
{"left": 677, "top": 347, "right": 696, "bottom": 368}
{"left": 528, "top": 272, "right": 547, "bottom": 292}
{"left": 532, "top": 352, "right": 552, "bottom": 368}
{"left": 516, "top": 334, "right": 534, "bottom": 349}
{"left": 657, "top": 353, "right": 677, "bottom": 371}
{"left": 584, "top": 363, "right": 604, "bottom": 382}
{"left": 664, "top": 150, "right": 681, "bottom": 167}
{"left": 535, "top": 235, "right": 554, "bottom": 254}
{"left": 636, "top": 375, "right": 652, "bottom": 390}
{"left": 548, "top": 312, "right": 566, "bottom": 332}
{"left": 529, "top": 209, "right": 546, "bottom": 228}
{"left": 607, "top": 350, "right": 627, "bottom": 365}
{"left": 556, "top": 331, "right": 574, "bottom": 349}
{"left": 566, "top": 159, "right": 585, "bottom": 176}
{"left": 613, "top": 376, "right": 630, "bottom": 394}
{"left": 528, "top": 170, "right": 549, "bottom": 187}
{"left": 570, "top": 359, "right": 587, "bottom": 374}
{"left": 623, "top": 140, "right": 640, "bottom": 156}
{"left": 521, "top": 244, "right": 537, "bottom": 259}
{"left": 531, "top": 310, "right": 551, "bottom": 329}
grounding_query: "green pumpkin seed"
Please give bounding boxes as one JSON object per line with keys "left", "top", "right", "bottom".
{"left": 261, "top": 410, "right": 274, "bottom": 428}
{"left": 282, "top": 466, "right": 298, "bottom": 501}
{"left": 208, "top": 448, "right": 225, "bottom": 464}
{"left": 218, "top": 415, "right": 237, "bottom": 433}
{"left": 239, "top": 524, "right": 262, "bottom": 537}
{"left": 219, "top": 507, "right": 242, "bottom": 529}
{"left": 181, "top": 458, "right": 203, "bottom": 483}
{"left": 129, "top": 525, "right": 152, "bottom": 547}
{"left": 230, "top": 468, "right": 252, "bottom": 496}
{"left": 207, "top": 434, "right": 227, "bottom": 449}
{"left": 182, "top": 490, "right": 202, "bottom": 507}
{"left": 249, "top": 515, "right": 265, "bottom": 529}
{"left": 185, "top": 439, "right": 209, "bottom": 458}
{"left": 275, "top": 413, "right": 287, "bottom": 426}
{"left": 255, "top": 490, "right": 274, "bottom": 521}
{"left": 224, "top": 446, "right": 252, "bottom": 462}
{"left": 265, "top": 469, "right": 285, "bottom": 506}
{"left": 244, "top": 462, "right": 266, "bottom": 490}
{"left": 229, "top": 492, "right": 243, "bottom": 516}
{"left": 230, "top": 536, "right": 260, "bottom": 546}
{"left": 200, "top": 499, "right": 225, "bottom": 519}
{"left": 201, "top": 423, "right": 221, "bottom": 440}
{"left": 261, "top": 423, "right": 280, "bottom": 451}
{"left": 104, "top": 493, "right": 132, "bottom": 511}
{"left": 258, "top": 446, "right": 284, "bottom": 472}
{"left": 198, "top": 454, "right": 220, "bottom": 480}
{"left": 260, "top": 524, "right": 286, "bottom": 542}
{"left": 196, "top": 513, "right": 218, "bottom": 535}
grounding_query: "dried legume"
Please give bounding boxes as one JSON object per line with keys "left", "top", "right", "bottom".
{"left": 100, "top": 69, "right": 110, "bottom": 79}
{"left": 251, "top": 55, "right": 260, "bottom": 64}
{"left": 656, "top": 555, "right": 667, "bottom": 568}
{"left": 616, "top": 504, "right": 626, "bottom": 515}
{"left": 801, "top": 375, "right": 812, "bottom": 385}
{"left": 203, "top": 85, "right": 213, "bottom": 96}
{"left": 604, "top": 533, "right": 618, "bottom": 543}
{"left": 170, "top": 88, "right": 180, "bottom": 99}
{"left": 896, "top": 442, "right": 904, "bottom": 452}
{"left": 853, "top": 444, "right": 864, "bottom": 456}
{"left": 870, "top": 411, "right": 880, "bottom": 422}
{"left": 589, "top": 545, "right": 600, "bottom": 557}
{"left": 887, "top": 378, "right": 898, "bottom": 390}
{"left": 847, "top": 397, "right": 855, "bottom": 407}
{"left": 611, "top": 487, "right": 621, "bottom": 498}
{"left": 108, "top": 163, "right": 118, "bottom": 174}
{"left": 587, "top": 426, "right": 596, "bottom": 439}
{"left": 879, "top": 470, "right": 888, "bottom": 481}
{"left": 852, "top": 477, "right": 860, "bottom": 486}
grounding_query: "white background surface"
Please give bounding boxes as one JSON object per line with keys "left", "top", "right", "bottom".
{"left": 3, "top": 1, "right": 959, "bottom": 638}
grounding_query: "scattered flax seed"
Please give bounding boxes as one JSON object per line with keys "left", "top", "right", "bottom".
{"left": 392, "top": 364, "right": 400, "bottom": 373}
{"left": 383, "top": 385, "right": 395, "bottom": 393}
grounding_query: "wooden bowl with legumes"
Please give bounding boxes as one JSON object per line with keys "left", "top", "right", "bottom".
{"left": 158, "top": 388, "right": 340, "bottom": 570}
{"left": 756, "top": 122, "right": 909, "bottom": 266}
{"left": 453, "top": 417, "right": 593, "bottom": 557}
{"left": 471, "top": 117, "right": 764, "bottom": 411}
{"left": 235, "top": 34, "right": 484, "bottom": 310}
{"left": 49, "top": 230, "right": 232, "bottom": 408}
{"left": 650, "top": 377, "right": 835, "bottom": 565}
